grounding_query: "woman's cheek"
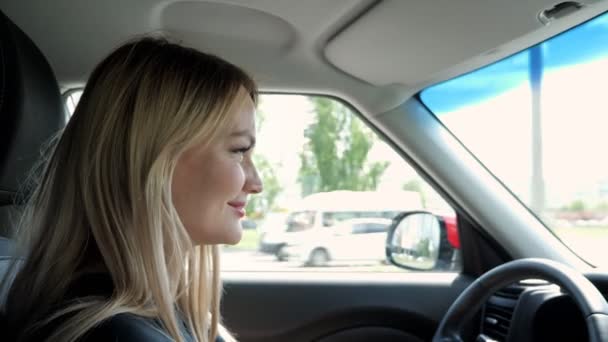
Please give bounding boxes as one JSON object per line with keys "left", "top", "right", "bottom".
{"left": 234, "top": 162, "right": 247, "bottom": 191}
{"left": 217, "top": 157, "right": 246, "bottom": 194}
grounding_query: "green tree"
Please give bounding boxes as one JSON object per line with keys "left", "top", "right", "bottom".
{"left": 568, "top": 199, "right": 586, "bottom": 212}
{"left": 298, "top": 98, "right": 388, "bottom": 195}
{"left": 402, "top": 179, "right": 427, "bottom": 207}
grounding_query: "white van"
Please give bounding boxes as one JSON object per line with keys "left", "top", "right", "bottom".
{"left": 259, "top": 190, "right": 423, "bottom": 261}
{"left": 281, "top": 217, "right": 394, "bottom": 266}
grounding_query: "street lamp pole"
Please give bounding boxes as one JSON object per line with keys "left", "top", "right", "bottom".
{"left": 529, "top": 45, "right": 546, "bottom": 215}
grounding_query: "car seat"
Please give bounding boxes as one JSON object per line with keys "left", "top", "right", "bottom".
{"left": 0, "top": 8, "right": 66, "bottom": 305}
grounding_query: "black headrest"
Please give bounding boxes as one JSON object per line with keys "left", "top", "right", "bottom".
{"left": 0, "top": 11, "right": 66, "bottom": 205}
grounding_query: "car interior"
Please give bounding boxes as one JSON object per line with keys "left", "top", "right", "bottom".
{"left": 2, "top": 0, "right": 608, "bottom": 341}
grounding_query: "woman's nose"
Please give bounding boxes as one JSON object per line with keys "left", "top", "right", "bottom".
{"left": 245, "top": 162, "right": 263, "bottom": 194}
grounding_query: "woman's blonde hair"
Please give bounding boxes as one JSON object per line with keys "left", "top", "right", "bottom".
{"left": 2, "top": 37, "right": 257, "bottom": 342}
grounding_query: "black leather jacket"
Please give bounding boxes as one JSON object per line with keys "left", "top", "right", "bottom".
{"left": 7, "top": 273, "right": 225, "bottom": 341}
{"left": 80, "top": 312, "right": 227, "bottom": 342}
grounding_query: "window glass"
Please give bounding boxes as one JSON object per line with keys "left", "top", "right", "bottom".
{"left": 65, "top": 92, "right": 459, "bottom": 272}
{"left": 286, "top": 211, "right": 315, "bottom": 232}
{"left": 366, "top": 223, "right": 390, "bottom": 234}
{"left": 420, "top": 12, "right": 608, "bottom": 267}
{"left": 352, "top": 224, "right": 368, "bottom": 235}
{"left": 230, "top": 95, "right": 457, "bottom": 272}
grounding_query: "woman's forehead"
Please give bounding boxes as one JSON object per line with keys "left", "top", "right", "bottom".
{"left": 227, "top": 90, "right": 256, "bottom": 133}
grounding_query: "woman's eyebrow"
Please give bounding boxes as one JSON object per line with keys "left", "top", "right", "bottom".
{"left": 230, "top": 130, "right": 256, "bottom": 145}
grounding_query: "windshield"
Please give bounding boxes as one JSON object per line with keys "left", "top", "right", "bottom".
{"left": 420, "top": 12, "right": 608, "bottom": 267}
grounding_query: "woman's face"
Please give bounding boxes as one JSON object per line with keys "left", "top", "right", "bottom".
{"left": 172, "top": 90, "right": 263, "bottom": 245}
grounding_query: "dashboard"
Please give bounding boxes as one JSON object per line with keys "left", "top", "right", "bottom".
{"left": 478, "top": 273, "right": 608, "bottom": 342}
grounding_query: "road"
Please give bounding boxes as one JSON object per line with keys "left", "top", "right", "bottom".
{"left": 221, "top": 249, "right": 398, "bottom": 272}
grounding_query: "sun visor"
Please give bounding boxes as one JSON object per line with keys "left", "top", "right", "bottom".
{"left": 325, "top": 1, "right": 550, "bottom": 87}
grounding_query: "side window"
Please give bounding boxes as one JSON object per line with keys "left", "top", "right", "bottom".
{"left": 351, "top": 224, "right": 368, "bottom": 235}
{"left": 285, "top": 211, "right": 315, "bottom": 232}
{"left": 65, "top": 92, "right": 461, "bottom": 272}
{"left": 367, "top": 223, "right": 390, "bottom": 233}
{"left": 231, "top": 95, "right": 460, "bottom": 272}
{"left": 65, "top": 90, "right": 81, "bottom": 119}
{"left": 327, "top": 212, "right": 359, "bottom": 223}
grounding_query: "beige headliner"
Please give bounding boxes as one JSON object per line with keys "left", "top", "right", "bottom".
{"left": 2, "top": 0, "right": 607, "bottom": 114}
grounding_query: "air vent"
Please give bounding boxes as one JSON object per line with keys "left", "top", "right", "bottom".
{"left": 494, "top": 285, "right": 526, "bottom": 300}
{"left": 480, "top": 285, "right": 524, "bottom": 341}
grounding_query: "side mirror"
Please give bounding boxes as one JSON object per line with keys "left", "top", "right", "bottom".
{"left": 386, "top": 211, "right": 460, "bottom": 271}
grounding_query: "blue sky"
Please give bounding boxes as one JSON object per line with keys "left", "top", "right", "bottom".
{"left": 421, "top": 12, "right": 608, "bottom": 114}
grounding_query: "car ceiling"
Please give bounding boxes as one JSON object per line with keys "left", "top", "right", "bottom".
{"left": 2, "top": 0, "right": 608, "bottom": 114}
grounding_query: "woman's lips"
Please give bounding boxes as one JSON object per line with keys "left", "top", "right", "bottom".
{"left": 228, "top": 201, "right": 246, "bottom": 218}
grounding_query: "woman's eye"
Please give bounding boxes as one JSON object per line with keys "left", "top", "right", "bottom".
{"left": 231, "top": 147, "right": 250, "bottom": 155}
{"left": 231, "top": 146, "right": 252, "bottom": 162}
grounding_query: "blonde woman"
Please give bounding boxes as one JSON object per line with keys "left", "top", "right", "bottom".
{"left": 1, "top": 37, "right": 263, "bottom": 341}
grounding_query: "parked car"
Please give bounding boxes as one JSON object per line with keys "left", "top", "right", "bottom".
{"left": 261, "top": 190, "right": 422, "bottom": 260}
{"left": 241, "top": 218, "right": 257, "bottom": 230}
{"left": 257, "top": 212, "right": 289, "bottom": 255}
{"left": 280, "top": 218, "right": 392, "bottom": 266}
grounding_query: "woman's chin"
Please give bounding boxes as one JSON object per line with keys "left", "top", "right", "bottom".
{"left": 187, "top": 225, "right": 242, "bottom": 246}
{"left": 222, "top": 227, "right": 243, "bottom": 246}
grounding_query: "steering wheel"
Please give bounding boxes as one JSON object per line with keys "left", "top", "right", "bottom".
{"left": 433, "top": 258, "right": 608, "bottom": 342}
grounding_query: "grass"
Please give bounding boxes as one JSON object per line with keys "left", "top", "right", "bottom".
{"left": 551, "top": 226, "right": 608, "bottom": 267}
{"left": 552, "top": 226, "right": 608, "bottom": 239}
{"left": 223, "top": 225, "right": 608, "bottom": 269}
